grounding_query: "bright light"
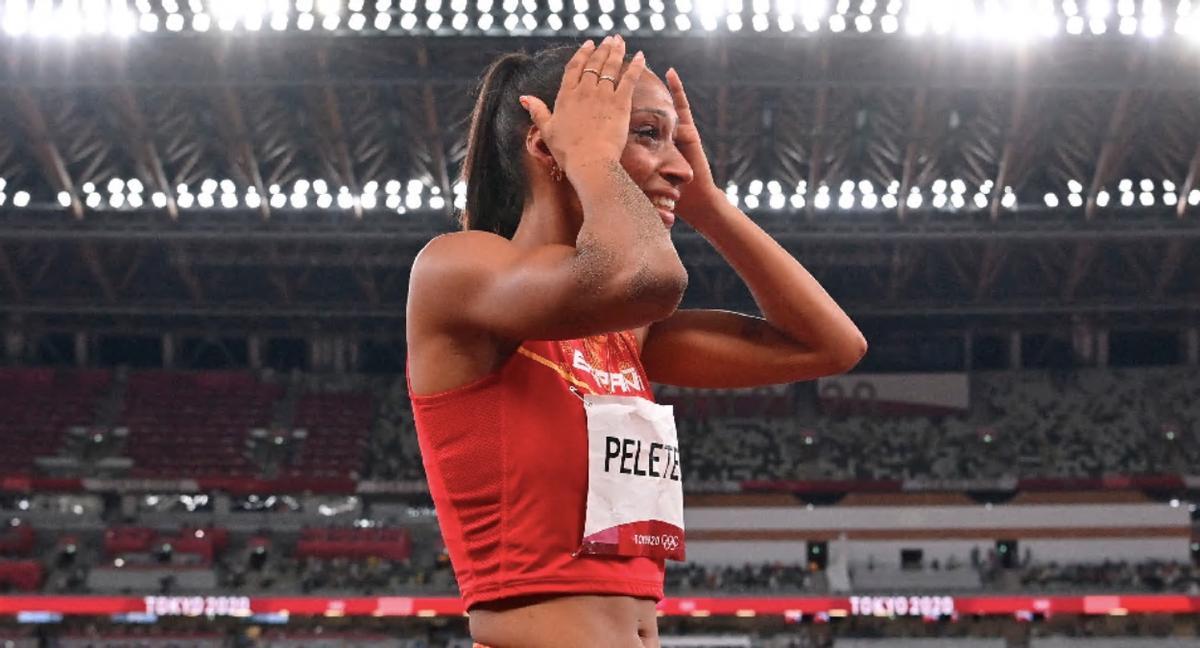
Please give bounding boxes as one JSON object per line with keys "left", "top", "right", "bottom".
{"left": 57, "top": 191, "right": 71, "bottom": 207}
{"left": 13, "top": 191, "right": 29, "bottom": 207}
{"left": 152, "top": 192, "right": 167, "bottom": 208}
{"left": 1044, "top": 192, "right": 1059, "bottom": 207}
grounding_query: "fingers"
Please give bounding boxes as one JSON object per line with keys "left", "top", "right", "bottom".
{"left": 597, "top": 35, "right": 627, "bottom": 89}
{"left": 562, "top": 40, "right": 597, "bottom": 88}
{"left": 615, "top": 51, "right": 646, "bottom": 100}
{"left": 519, "top": 95, "right": 551, "bottom": 132}
{"left": 665, "top": 67, "right": 695, "bottom": 124}
{"left": 580, "top": 35, "right": 618, "bottom": 87}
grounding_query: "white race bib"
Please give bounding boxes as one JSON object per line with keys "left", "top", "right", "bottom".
{"left": 577, "top": 393, "right": 685, "bottom": 561}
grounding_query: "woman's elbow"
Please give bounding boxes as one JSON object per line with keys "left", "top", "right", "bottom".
{"left": 829, "top": 334, "right": 868, "bottom": 374}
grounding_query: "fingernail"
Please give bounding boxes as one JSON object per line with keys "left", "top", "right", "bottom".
{"left": 635, "top": 51, "right": 645, "bottom": 61}
{"left": 518, "top": 96, "right": 528, "bottom": 109}
{"left": 615, "top": 34, "right": 624, "bottom": 42}
{"left": 583, "top": 39, "right": 594, "bottom": 48}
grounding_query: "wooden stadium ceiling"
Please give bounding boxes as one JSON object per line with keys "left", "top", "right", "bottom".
{"left": 0, "top": 33, "right": 1198, "bottom": 335}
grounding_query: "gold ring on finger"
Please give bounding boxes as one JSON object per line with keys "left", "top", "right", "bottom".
{"left": 582, "top": 68, "right": 601, "bottom": 77}
{"left": 598, "top": 75, "right": 618, "bottom": 85}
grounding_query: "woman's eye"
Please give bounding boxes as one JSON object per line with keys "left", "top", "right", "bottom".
{"left": 635, "top": 127, "right": 660, "bottom": 140}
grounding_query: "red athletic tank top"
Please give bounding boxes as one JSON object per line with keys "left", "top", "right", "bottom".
{"left": 407, "top": 331, "right": 665, "bottom": 609}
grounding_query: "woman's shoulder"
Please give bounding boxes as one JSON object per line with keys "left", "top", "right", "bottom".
{"left": 411, "top": 230, "right": 517, "bottom": 287}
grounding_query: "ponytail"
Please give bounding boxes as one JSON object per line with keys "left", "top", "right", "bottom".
{"left": 458, "top": 46, "right": 576, "bottom": 239}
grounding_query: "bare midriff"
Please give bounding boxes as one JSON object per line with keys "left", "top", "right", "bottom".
{"left": 468, "top": 594, "right": 660, "bottom": 648}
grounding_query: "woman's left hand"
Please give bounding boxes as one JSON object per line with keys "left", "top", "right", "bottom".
{"left": 666, "top": 67, "right": 725, "bottom": 224}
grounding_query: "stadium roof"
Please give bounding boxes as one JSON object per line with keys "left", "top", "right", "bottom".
{"left": 0, "top": 0, "right": 1198, "bottom": 335}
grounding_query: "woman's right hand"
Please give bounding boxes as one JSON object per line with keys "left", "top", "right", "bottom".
{"left": 519, "top": 36, "right": 646, "bottom": 175}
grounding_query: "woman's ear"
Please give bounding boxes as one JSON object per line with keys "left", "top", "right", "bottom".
{"left": 524, "top": 126, "right": 557, "bottom": 170}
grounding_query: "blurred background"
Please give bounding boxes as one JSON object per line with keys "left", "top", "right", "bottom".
{"left": 0, "top": 0, "right": 1199, "bottom": 646}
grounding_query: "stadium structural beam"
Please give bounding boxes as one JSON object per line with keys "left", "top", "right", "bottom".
{"left": 1084, "top": 52, "right": 1143, "bottom": 221}
{"left": 895, "top": 52, "right": 933, "bottom": 222}
{"left": 7, "top": 88, "right": 83, "bottom": 220}
{"left": 209, "top": 51, "right": 271, "bottom": 222}
{"left": 416, "top": 41, "right": 452, "bottom": 200}
{"left": 1153, "top": 240, "right": 1187, "bottom": 298}
{"left": 110, "top": 86, "right": 178, "bottom": 221}
{"left": 1177, "top": 142, "right": 1200, "bottom": 219}
{"left": 804, "top": 49, "right": 830, "bottom": 220}
{"left": 0, "top": 245, "right": 24, "bottom": 302}
{"left": 989, "top": 52, "right": 1032, "bottom": 222}
{"left": 7, "top": 84, "right": 117, "bottom": 303}
{"left": 313, "top": 45, "right": 363, "bottom": 219}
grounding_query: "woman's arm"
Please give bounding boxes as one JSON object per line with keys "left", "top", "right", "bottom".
{"left": 636, "top": 68, "right": 866, "bottom": 387}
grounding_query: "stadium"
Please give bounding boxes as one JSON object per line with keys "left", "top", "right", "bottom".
{"left": 1, "top": 0, "right": 1199, "bottom": 646}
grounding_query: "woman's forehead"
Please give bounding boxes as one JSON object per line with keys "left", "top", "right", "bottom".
{"left": 630, "top": 75, "right": 676, "bottom": 121}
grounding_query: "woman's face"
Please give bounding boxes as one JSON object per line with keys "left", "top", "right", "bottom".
{"left": 618, "top": 73, "right": 695, "bottom": 229}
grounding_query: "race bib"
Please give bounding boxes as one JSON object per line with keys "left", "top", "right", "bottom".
{"left": 577, "top": 393, "right": 685, "bottom": 561}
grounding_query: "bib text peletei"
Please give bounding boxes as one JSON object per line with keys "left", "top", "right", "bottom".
{"left": 578, "top": 393, "right": 685, "bottom": 561}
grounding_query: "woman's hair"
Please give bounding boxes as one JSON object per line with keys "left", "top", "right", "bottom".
{"left": 458, "top": 46, "right": 577, "bottom": 239}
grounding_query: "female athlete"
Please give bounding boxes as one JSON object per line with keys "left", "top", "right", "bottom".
{"left": 406, "top": 37, "right": 867, "bottom": 648}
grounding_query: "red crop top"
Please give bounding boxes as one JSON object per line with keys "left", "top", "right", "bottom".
{"left": 407, "top": 331, "right": 665, "bottom": 609}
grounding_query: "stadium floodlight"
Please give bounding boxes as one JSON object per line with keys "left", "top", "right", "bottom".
{"left": 906, "top": 191, "right": 922, "bottom": 209}
{"left": 1044, "top": 192, "right": 1059, "bottom": 207}
{"left": 814, "top": 190, "right": 830, "bottom": 210}
{"left": 861, "top": 192, "right": 878, "bottom": 209}
{"left": 386, "top": 194, "right": 402, "bottom": 210}
{"left": 129, "top": 192, "right": 144, "bottom": 208}
{"left": 152, "top": 192, "right": 168, "bottom": 208}
{"left": 430, "top": 195, "right": 446, "bottom": 209}
{"left": 57, "top": 191, "right": 71, "bottom": 207}
{"left": 973, "top": 193, "right": 987, "bottom": 209}
{"left": 1096, "top": 190, "right": 1110, "bottom": 207}
{"left": 931, "top": 179, "right": 947, "bottom": 195}
{"left": 289, "top": 193, "right": 308, "bottom": 209}
{"left": 221, "top": 193, "right": 238, "bottom": 208}
{"left": 405, "top": 193, "right": 422, "bottom": 209}
{"left": 881, "top": 193, "right": 898, "bottom": 209}
{"left": 932, "top": 193, "right": 947, "bottom": 208}
{"left": 1189, "top": 189, "right": 1200, "bottom": 205}
{"left": 108, "top": 178, "right": 125, "bottom": 193}
{"left": 109, "top": 192, "right": 125, "bottom": 208}
{"left": 838, "top": 192, "right": 854, "bottom": 209}
{"left": 950, "top": 178, "right": 966, "bottom": 195}
{"left": 317, "top": 193, "right": 334, "bottom": 208}
{"left": 769, "top": 193, "right": 785, "bottom": 209}
{"left": 198, "top": 192, "right": 215, "bottom": 208}
{"left": 1001, "top": 190, "right": 1016, "bottom": 208}
{"left": 1067, "top": 192, "right": 1083, "bottom": 207}
{"left": 374, "top": 12, "right": 392, "bottom": 28}
{"left": 1164, "top": 192, "right": 1178, "bottom": 205}
{"left": 1120, "top": 191, "right": 1135, "bottom": 206}
{"left": 744, "top": 194, "right": 760, "bottom": 209}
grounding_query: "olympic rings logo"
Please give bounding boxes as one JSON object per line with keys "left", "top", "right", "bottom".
{"left": 660, "top": 534, "right": 680, "bottom": 551}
